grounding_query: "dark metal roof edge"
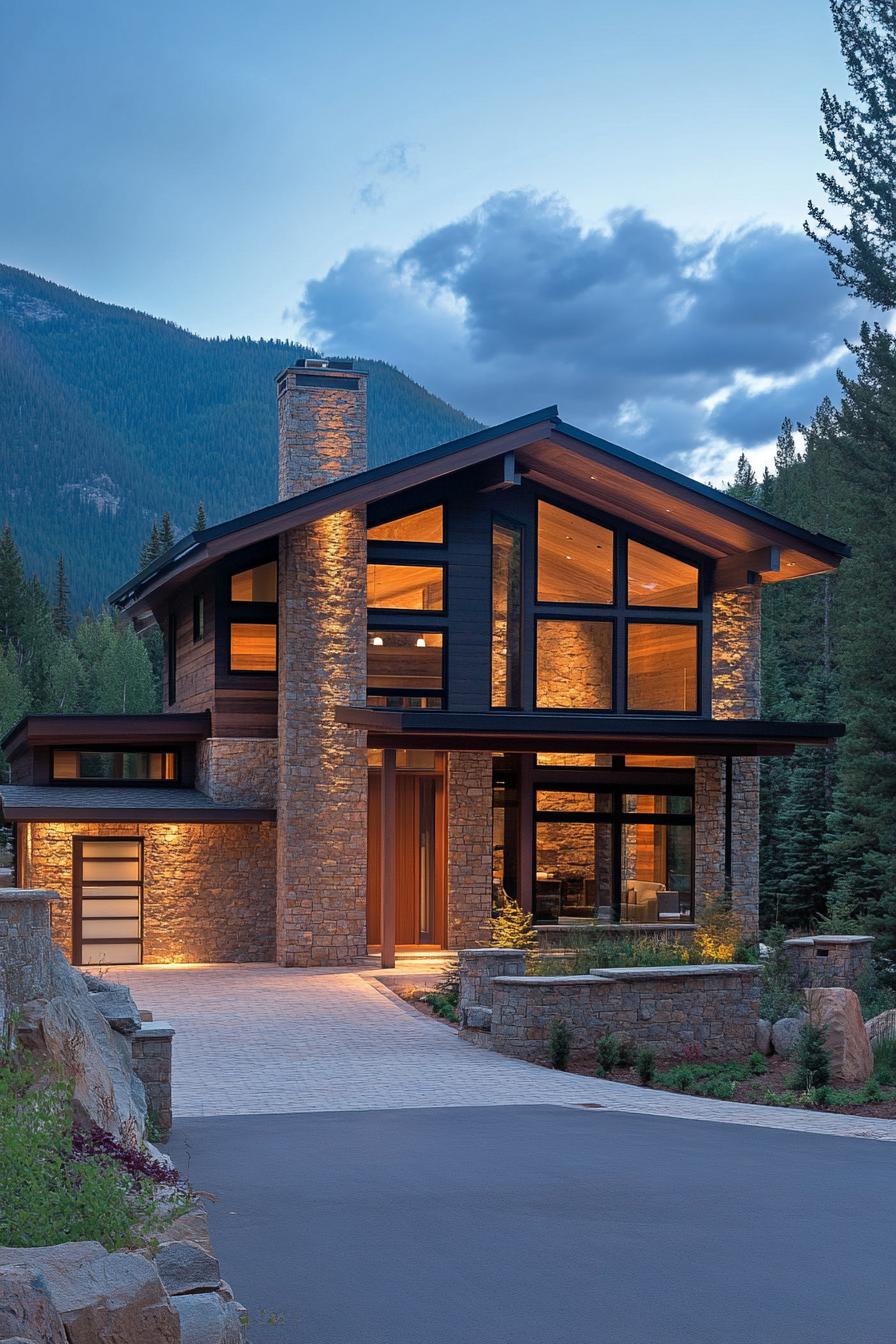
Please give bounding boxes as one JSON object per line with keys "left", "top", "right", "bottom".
{"left": 107, "top": 407, "right": 560, "bottom": 607}
{"left": 1, "top": 711, "right": 212, "bottom": 754}
{"left": 552, "top": 420, "right": 851, "bottom": 560}
{"left": 0, "top": 804, "right": 276, "bottom": 823}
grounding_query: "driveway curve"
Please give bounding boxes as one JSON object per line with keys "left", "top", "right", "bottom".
{"left": 120, "top": 962, "right": 896, "bottom": 1140}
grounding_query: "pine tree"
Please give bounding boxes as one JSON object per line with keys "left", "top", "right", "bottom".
{"left": 194, "top": 500, "right": 207, "bottom": 532}
{"left": 93, "top": 622, "right": 156, "bottom": 713}
{"left": 139, "top": 523, "right": 161, "bottom": 570}
{"left": 158, "top": 512, "right": 175, "bottom": 552}
{"left": 726, "top": 453, "right": 760, "bottom": 503}
{"left": 52, "top": 554, "right": 70, "bottom": 636}
{"left": 776, "top": 673, "right": 836, "bottom": 928}
{"left": 16, "top": 576, "right": 59, "bottom": 712}
{"left": 806, "top": 0, "right": 896, "bottom": 310}
{"left": 490, "top": 897, "right": 537, "bottom": 950}
{"left": 0, "top": 646, "right": 28, "bottom": 745}
{"left": 0, "top": 523, "right": 26, "bottom": 645}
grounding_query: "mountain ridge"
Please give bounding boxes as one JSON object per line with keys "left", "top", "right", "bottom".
{"left": 0, "top": 264, "right": 480, "bottom": 610}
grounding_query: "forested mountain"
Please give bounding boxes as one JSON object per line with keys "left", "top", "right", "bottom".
{"left": 0, "top": 265, "right": 479, "bottom": 610}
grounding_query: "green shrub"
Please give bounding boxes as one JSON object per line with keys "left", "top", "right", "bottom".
{"left": 422, "top": 992, "right": 459, "bottom": 1022}
{"left": 811, "top": 1084, "right": 833, "bottom": 1107}
{"left": 701, "top": 1076, "right": 737, "bottom": 1100}
{"left": 788, "top": 1022, "right": 831, "bottom": 1090}
{"left": 596, "top": 1032, "right": 621, "bottom": 1073}
{"left": 759, "top": 925, "right": 802, "bottom": 1023}
{"left": 873, "top": 1038, "right": 896, "bottom": 1086}
{"left": 748, "top": 1051, "right": 768, "bottom": 1075}
{"left": 617, "top": 1038, "right": 635, "bottom": 1068}
{"left": 491, "top": 898, "right": 538, "bottom": 951}
{"left": 0, "top": 1052, "right": 170, "bottom": 1250}
{"left": 548, "top": 1019, "right": 571, "bottom": 1071}
{"left": 635, "top": 1047, "right": 655, "bottom": 1084}
{"left": 862, "top": 1078, "right": 884, "bottom": 1104}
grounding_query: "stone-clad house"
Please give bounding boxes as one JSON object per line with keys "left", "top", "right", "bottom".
{"left": 0, "top": 361, "right": 847, "bottom": 967}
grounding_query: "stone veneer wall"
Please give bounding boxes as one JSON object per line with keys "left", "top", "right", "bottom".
{"left": 276, "top": 366, "right": 369, "bottom": 966}
{"left": 694, "top": 586, "right": 761, "bottom": 932}
{"left": 446, "top": 752, "right": 494, "bottom": 948}
{"left": 457, "top": 947, "right": 526, "bottom": 1020}
{"left": 195, "top": 738, "right": 277, "bottom": 807}
{"left": 488, "top": 965, "right": 760, "bottom": 1062}
{"left": 131, "top": 1022, "right": 174, "bottom": 1139}
{"left": 785, "top": 936, "right": 873, "bottom": 990}
{"left": 27, "top": 821, "right": 276, "bottom": 963}
{"left": 0, "top": 888, "right": 60, "bottom": 1004}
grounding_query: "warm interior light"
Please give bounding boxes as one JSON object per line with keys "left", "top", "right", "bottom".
{"left": 371, "top": 635, "right": 384, "bottom": 646}
{"left": 416, "top": 636, "right": 427, "bottom": 647}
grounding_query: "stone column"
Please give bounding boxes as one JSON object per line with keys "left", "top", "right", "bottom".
{"left": 695, "top": 587, "right": 761, "bottom": 933}
{"left": 276, "top": 363, "right": 369, "bottom": 967}
{"left": 446, "top": 752, "right": 494, "bottom": 948}
{"left": 0, "top": 888, "right": 60, "bottom": 1007}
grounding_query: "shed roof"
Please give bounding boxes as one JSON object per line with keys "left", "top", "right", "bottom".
{"left": 0, "top": 785, "right": 274, "bottom": 824}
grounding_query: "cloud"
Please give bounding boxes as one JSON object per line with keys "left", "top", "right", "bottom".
{"left": 356, "top": 141, "right": 422, "bottom": 211}
{"left": 298, "top": 191, "right": 865, "bottom": 481}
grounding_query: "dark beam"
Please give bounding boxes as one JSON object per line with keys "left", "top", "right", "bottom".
{"left": 380, "top": 746, "right": 397, "bottom": 970}
{"left": 712, "top": 547, "right": 781, "bottom": 593}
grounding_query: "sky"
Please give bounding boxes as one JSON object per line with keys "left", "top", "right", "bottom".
{"left": 1, "top": 0, "right": 864, "bottom": 480}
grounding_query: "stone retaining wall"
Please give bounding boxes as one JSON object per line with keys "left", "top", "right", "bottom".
{"left": 457, "top": 947, "right": 526, "bottom": 1026}
{"left": 0, "top": 888, "right": 60, "bottom": 1003}
{"left": 131, "top": 1022, "right": 175, "bottom": 1140}
{"left": 785, "top": 936, "right": 873, "bottom": 990}
{"left": 487, "top": 964, "right": 760, "bottom": 1063}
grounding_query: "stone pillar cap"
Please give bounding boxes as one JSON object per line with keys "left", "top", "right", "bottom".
{"left": 0, "top": 888, "right": 60, "bottom": 902}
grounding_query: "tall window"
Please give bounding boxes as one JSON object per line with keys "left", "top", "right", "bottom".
{"left": 367, "top": 630, "right": 444, "bottom": 708}
{"left": 228, "top": 561, "right": 277, "bottom": 673}
{"left": 491, "top": 521, "right": 522, "bottom": 708}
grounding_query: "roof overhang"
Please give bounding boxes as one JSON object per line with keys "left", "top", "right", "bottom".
{"left": 109, "top": 408, "right": 850, "bottom": 620}
{"left": 337, "top": 708, "right": 844, "bottom": 757}
{"left": 0, "top": 784, "right": 273, "bottom": 824}
{"left": 1, "top": 713, "right": 212, "bottom": 761}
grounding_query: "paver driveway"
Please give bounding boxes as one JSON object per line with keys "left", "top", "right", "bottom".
{"left": 120, "top": 962, "right": 896, "bottom": 1139}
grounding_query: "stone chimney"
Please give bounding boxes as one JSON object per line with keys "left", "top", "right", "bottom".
{"left": 275, "top": 358, "right": 369, "bottom": 968}
{"left": 276, "top": 359, "right": 368, "bottom": 499}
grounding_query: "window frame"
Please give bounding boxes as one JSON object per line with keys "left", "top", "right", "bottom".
{"left": 626, "top": 536, "right": 702, "bottom": 611}
{"left": 624, "top": 616, "right": 703, "bottom": 716}
{"left": 50, "top": 747, "right": 181, "bottom": 787}
{"left": 534, "top": 614, "right": 616, "bottom": 713}
{"left": 366, "top": 622, "right": 448, "bottom": 710}
{"left": 192, "top": 593, "right": 205, "bottom": 643}
{"left": 535, "top": 497, "right": 617, "bottom": 608}
{"left": 366, "top": 560, "right": 447, "bottom": 614}
{"left": 366, "top": 502, "right": 446, "bottom": 547}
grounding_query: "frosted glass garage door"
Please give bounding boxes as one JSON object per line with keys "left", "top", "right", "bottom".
{"left": 74, "top": 837, "right": 143, "bottom": 966}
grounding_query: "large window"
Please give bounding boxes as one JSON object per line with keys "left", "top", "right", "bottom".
{"left": 536, "top": 619, "right": 613, "bottom": 710}
{"left": 628, "top": 540, "right": 699, "bottom": 608}
{"left": 367, "top": 564, "right": 444, "bottom": 611}
{"left": 228, "top": 560, "right": 277, "bottom": 674}
{"left": 627, "top": 623, "right": 698, "bottom": 712}
{"left": 368, "top": 505, "right": 444, "bottom": 544}
{"left": 53, "top": 750, "right": 178, "bottom": 783}
{"left": 537, "top": 501, "right": 613, "bottom": 604}
{"left": 491, "top": 521, "right": 522, "bottom": 708}
{"left": 367, "top": 630, "right": 444, "bottom": 708}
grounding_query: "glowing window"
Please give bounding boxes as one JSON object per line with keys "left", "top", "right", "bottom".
{"left": 230, "top": 622, "right": 277, "bottom": 672}
{"left": 367, "top": 564, "right": 444, "bottom": 611}
{"left": 231, "top": 562, "right": 277, "bottom": 602}
{"left": 367, "top": 630, "right": 443, "bottom": 696}
{"left": 627, "top": 624, "right": 698, "bottom": 712}
{"left": 536, "top": 753, "right": 613, "bottom": 768}
{"left": 367, "top": 506, "right": 444, "bottom": 544}
{"left": 628, "top": 541, "right": 699, "bottom": 608}
{"left": 536, "top": 619, "right": 613, "bottom": 710}
{"left": 537, "top": 502, "right": 613, "bottom": 604}
{"left": 52, "top": 750, "right": 178, "bottom": 782}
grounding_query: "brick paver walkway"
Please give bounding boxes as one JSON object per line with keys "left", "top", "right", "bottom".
{"left": 120, "top": 962, "right": 896, "bottom": 1141}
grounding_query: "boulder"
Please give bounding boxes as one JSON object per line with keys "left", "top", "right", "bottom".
{"left": 0, "top": 1263, "right": 67, "bottom": 1344}
{"left": 90, "top": 985, "right": 142, "bottom": 1035}
{"left": 48, "top": 945, "right": 92, "bottom": 1002}
{"left": 805, "top": 988, "right": 874, "bottom": 1086}
{"left": 40, "top": 993, "right": 147, "bottom": 1140}
{"left": 865, "top": 1007, "right": 896, "bottom": 1049}
{"left": 162, "top": 1206, "right": 214, "bottom": 1256}
{"left": 155, "top": 1241, "right": 221, "bottom": 1296}
{"left": 754, "top": 1018, "right": 772, "bottom": 1055}
{"left": 463, "top": 1005, "right": 492, "bottom": 1029}
{"left": 770, "top": 1014, "right": 806, "bottom": 1057}
{"left": 0, "top": 1245, "right": 181, "bottom": 1344}
{"left": 175, "top": 1291, "right": 247, "bottom": 1343}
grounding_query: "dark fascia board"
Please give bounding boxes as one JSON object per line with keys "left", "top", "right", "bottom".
{"left": 0, "top": 802, "right": 275, "bottom": 823}
{"left": 108, "top": 403, "right": 850, "bottom": 613}
{"left": 338, "top": 707, "right": 844, "bottom": 751}
{"left": 1, "top": 712, "right": 212, "bottom": 757}
{"left": 550, "top": 421, "right": 851, "bottom": 561}
{"left": 107, "top": 407, "right": 560, "bottom": 609}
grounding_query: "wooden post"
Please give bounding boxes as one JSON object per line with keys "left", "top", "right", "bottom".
{"left": 380, "top": 746, "right": 397, "bottom": 969}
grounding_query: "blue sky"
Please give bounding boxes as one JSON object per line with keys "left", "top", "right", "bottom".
{"left": 1, "top": 0, "right": 862, "bottom": 478}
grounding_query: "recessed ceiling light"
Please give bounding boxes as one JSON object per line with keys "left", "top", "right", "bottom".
{"left": 371, "top": 635, "right": 384, "bottom": 646}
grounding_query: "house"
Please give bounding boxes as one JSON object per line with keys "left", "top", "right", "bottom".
{"left": 0, "top": 361, "right": 847, "bottom": 967}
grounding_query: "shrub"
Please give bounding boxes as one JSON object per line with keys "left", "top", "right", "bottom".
{"left": 759, "top": 925, "right": 802, "bottom": 1023}
{"left": 811, "top": 1084, "right": 833, "bottom": 1107}
{"left": 862, "top": 1078, "right": 884, "bottom": 1104}
{"left": 617, "top": 1038, "right": 635, "bottom": 1068}
{"left": 635, "top": 1047, "right": 655, "bottom": 1085}
{"left": 491, "top": 898, "right": 538, "bottom": 951}
{"left": 422, "top": 992, "right": 459, "bottom": 1022}
{"left": 748, "top": 1052, "right": 768, "bottom": 1075}
{"left": 873, "top": 1038, "right": 896, "bottom": 1087}
{"left": 693, "top": 896, "right": 741, "bottom": 963}
{"left": 0, "top": 1051, "right": 180, "bottom": 1250}
{"left": 548, "top": 1019, "right": 571, "bottom": 1071}
{"left": 596, "top": 1032, "right": 621, "bottom": 1073}
{"left": 788, "top": 1022, "right": 831, "bottom": 1090}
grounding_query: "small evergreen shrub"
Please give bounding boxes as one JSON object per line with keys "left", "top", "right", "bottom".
{"left": 422, "top": 992, "right": 459, "bottom": 1022}
{"left": 788, "top": 1022, "right": 831, "bottom": 1090}
{"left": 862, "top": 1078, "right": 884, "bottom": 1104}
{"left": 596, "top": 1032, "right": 621, "bottom": 1073}
{"left": 490, "top": 898, "right": 538, "bottom": 950}
{"left": 759, "top": 925, "right": 802, "bottom": 1022}
{"left": 635, "top": 1047, "right": 656, "bottom": 1085}
{"left": 748, "top": 1052, "right": 768, "bottom": 1075}
{"left": 548, "top": 1019, "right": 571, "bottom": 1071}
{"left": 617, "top": 1038, "right": 635, "bottom": 1068}
{"left": 811, "top": 1084, "right": 833, "bottom": 1107}
{"left": 873, "top": 1038, "right": 896, "bottom": 1087}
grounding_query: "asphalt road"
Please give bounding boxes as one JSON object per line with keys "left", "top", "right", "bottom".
{"left": 165, "top": 1105, "right": 895, "bottom": 1344}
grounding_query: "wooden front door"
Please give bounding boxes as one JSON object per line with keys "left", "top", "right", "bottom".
{"left": 368, "top": 771, "right": 445, "bottom": 947}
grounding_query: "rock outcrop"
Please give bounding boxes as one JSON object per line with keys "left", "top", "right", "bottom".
{"left": 0, "top": 1263, "right": 67, "bottom": 1344}
{"left": 865, "top": 1008, "right": 896, "bottom": 1049}
{"left": 40, "top": 993, "right": 147, "bottom": 1141}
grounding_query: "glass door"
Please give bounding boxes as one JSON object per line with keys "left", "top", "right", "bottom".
{"left": 73, "top": 837, "right": 143, "bottom": 965}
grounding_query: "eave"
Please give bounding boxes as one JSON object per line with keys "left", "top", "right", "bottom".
{"left": 0, "top": 784, "right": 273, "bottom": 824}
{"left": 1, "top": 713, "right": 212, "bottom": 762}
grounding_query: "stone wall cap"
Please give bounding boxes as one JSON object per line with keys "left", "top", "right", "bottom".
{"left": 590, "top": 963, "right": 761, "bottom": 980}
{"left": 0, "top": 887, "right": 60, "bottom": 903}
{"left": 459, "top": 947, "right": 525, "bottom": 957}
{"left": 785, "top": 935, "right": 874, "bottom": 946}
{"left": 134, "top": 1021, "right": 175, "bottom": 1039}
{"left": 492, "top": 974, "right": 610, "bottom": 987}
